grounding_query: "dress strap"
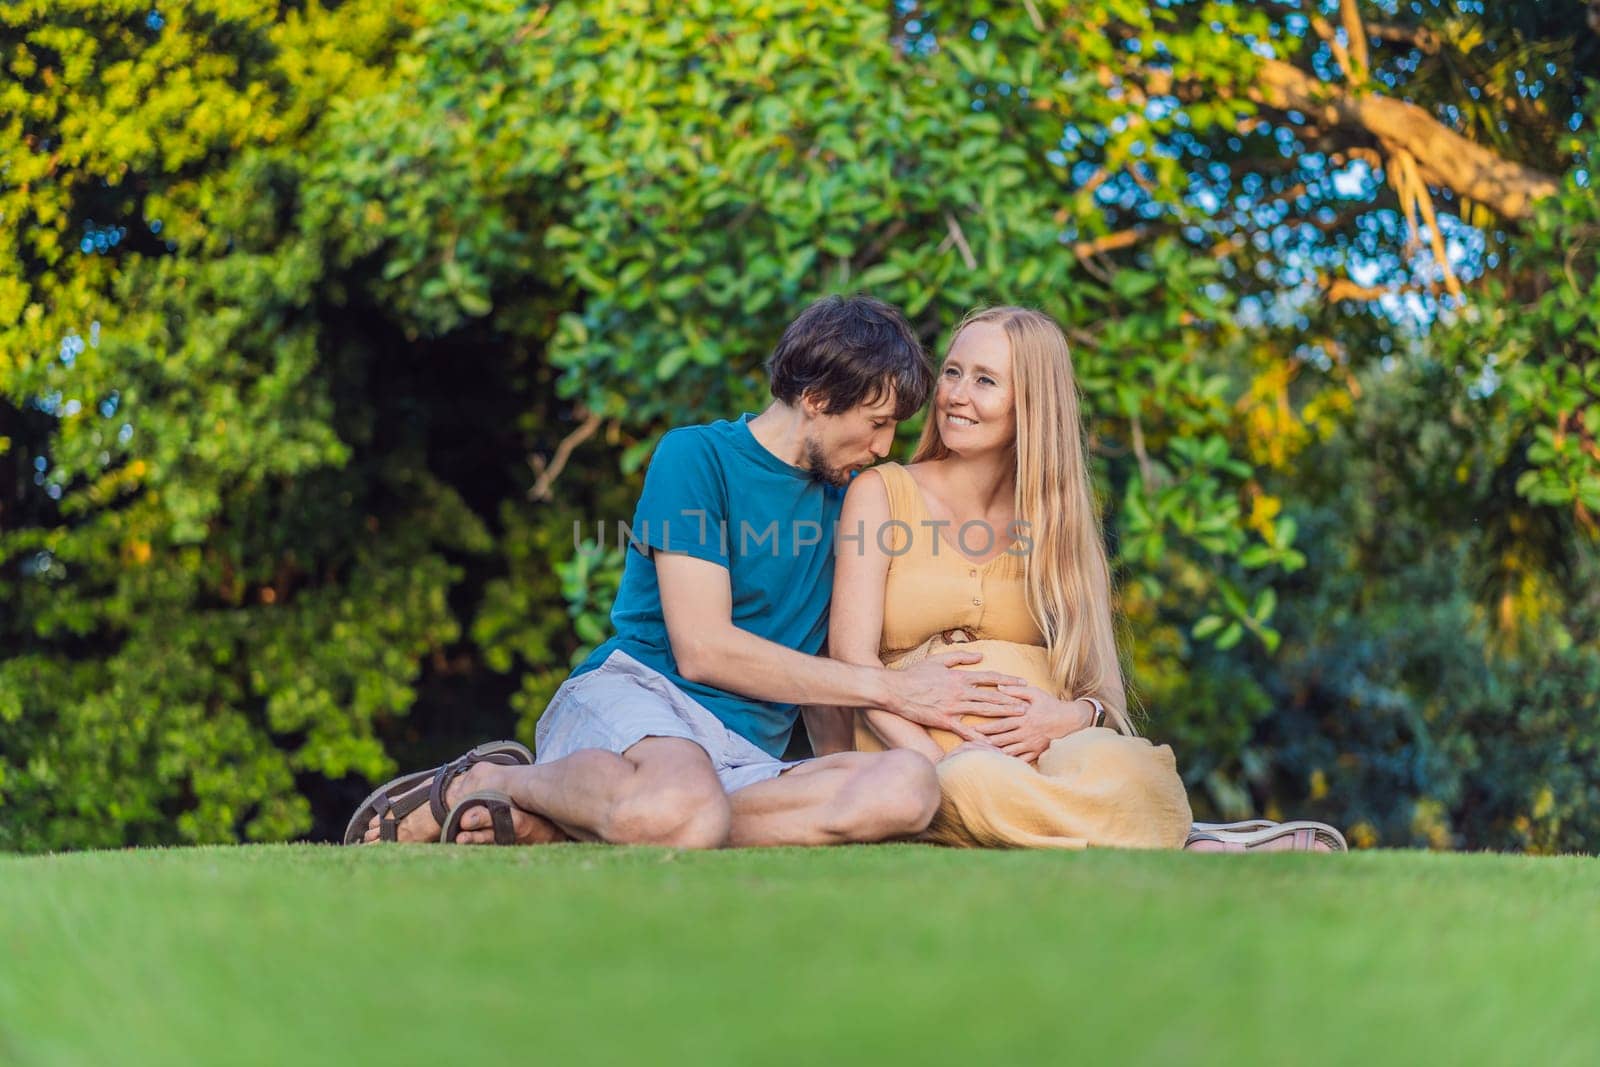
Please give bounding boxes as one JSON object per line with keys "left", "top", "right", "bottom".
{"left": 872, "top": 462, "right": 927, "bottom": 526}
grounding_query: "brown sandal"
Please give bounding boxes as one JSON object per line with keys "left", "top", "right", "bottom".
{"left": 342, "top": 741, "right": 532, "bottom": 845}
{"left": 440, "top": 791, "right": 520, "bottom": 845}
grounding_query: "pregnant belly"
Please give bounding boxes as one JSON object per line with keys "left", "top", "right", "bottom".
{"left": 857, "top": 639, "right": 1056, "bottom": 755}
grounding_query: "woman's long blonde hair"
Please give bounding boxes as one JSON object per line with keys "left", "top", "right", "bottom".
{"left": 911, "top": 306, "right": 1133, "bottom": 734}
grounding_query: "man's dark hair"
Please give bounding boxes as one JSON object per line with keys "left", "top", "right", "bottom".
{"left": 766, "top": 295, "right": 931, "bottom": 420}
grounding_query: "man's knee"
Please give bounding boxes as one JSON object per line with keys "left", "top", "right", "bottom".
{"left": 829, "top": 750, "right": 939, "bottom": 841}
{"left": 602, "top": 774, "right": 731, "bottom": 849}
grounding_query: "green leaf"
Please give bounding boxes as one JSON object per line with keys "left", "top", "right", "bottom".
{"left": 1215, "top": 622, "right": 1245, "bottom": 651}
{"left": 545, "top": 225, "right": 584, "bottom": 248}
{"left": 1111, "top": 271, "right": 1159, "bottom": 300}
{"left": 655, "top": 347, "right": 691, "bottom": 380}
{"left": 856, "top": 262, "right": 905, "bottom": 288}
{"left": 620, "top": 435, "right": 660, "bottom": 475}
{"left": 456, "top": 289, "right": 493, "bottom": 317}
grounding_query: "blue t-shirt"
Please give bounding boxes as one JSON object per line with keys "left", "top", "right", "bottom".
{"left": 573, "top": 415, "right": 845, "bottom": 757}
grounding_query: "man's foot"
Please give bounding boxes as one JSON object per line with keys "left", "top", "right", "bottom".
{"left": 449, "top": 800, "right": 570, "bottom": 846}
{"left": 341, "top": 741, "right": 539, "bottom": 846}
{"left": 360, "top": 759, "right": 507, "bottom": 843}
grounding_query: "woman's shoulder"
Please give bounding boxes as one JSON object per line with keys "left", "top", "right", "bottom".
{"left": 898, "top": 461, "right": 952, "bottom": 509}
{"left": 850, "top": 460, "right": 908, "bottom": 494}
{"left": 845, "top": 462, "right": 919, "bottom": 522}
{"left": 842, "top": 464, "right": 891, "bottom": 511}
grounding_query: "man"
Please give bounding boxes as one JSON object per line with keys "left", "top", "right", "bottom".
{"left": 350, "top": 295, "right": 1026, "bottom": 848}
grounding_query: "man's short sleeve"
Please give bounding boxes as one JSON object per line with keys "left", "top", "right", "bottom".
{"left": 630, "top": 428, "right": 729, "bottom": 568}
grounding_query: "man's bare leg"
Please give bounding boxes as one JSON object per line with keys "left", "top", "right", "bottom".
{"left": 446, "top": 737, "right": 732, "bottom": 848}
{"left": 725, "top": 749, "right": 940, "bottom": 847}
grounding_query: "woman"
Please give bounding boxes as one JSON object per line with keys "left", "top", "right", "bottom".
{"left": 827, "top": 306, "right": 1344, "bottom": 852}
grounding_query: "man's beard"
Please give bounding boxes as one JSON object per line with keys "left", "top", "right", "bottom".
{"left": 803, "top": 436, "right": 853, "bottom": 488}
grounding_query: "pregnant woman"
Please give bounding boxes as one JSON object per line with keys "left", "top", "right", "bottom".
{"left": 827, "top": 306, "right": 1343, "bottom": 852}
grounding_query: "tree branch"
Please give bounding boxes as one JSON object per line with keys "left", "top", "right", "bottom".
{"left": 1322, "top": 274, "right": 1448, "bottom": 303}
{"left": 853, "top": 219, "right": 907, "bottom": 271}
{"left": 1113, "top": 18, "right": 1559, "bottom": 221}
{"left": 940, "top": 211, "right": 978, "bottom": 270}
{"left": 527, "top": 409, "right": 603, "bottom": 502}
{"left": 1071, "top": 227, "right": 1147, "bottom": 259}
{"left": 1338, "top": 0, "right": 1370, "bottom": 85}
{"left": 1249, "top": 57, "right": 1559, "bottom": 220}
{"left": 1368, "top": 22, "right": 1441, "bottom": 55}
{"left": 1309, "top": 14, "right": 1358, "bottom": 87}
{"left": 1324, "top": 278, "right": 1393, "bottom": 302}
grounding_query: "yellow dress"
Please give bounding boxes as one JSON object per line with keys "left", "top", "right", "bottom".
{"left": 853, "top": 463, "right": 1193, "bottom": 849}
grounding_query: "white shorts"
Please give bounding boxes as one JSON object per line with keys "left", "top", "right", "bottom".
{"left": 534, "top": 650, "right": 806, "bottom": 793}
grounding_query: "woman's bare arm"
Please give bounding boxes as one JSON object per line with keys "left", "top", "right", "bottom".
{"left": 800, "top": 704, "right": 855, "bottom": 756}
{"left": 828, "top": 470, "right": 947, "bottom": 763}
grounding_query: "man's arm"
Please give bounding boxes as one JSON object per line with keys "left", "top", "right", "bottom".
{"left": 655, "top": 472, "right": 1027, "bottom": 734}
{"left": 657, "top": 550, "right": 896, "bottom": 709}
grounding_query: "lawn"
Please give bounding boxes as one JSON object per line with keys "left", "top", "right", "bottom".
{"left": 1, "top": 844, "right": 1596, "bottom": 1066}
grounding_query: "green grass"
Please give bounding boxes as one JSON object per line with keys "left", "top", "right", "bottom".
{"left": 1, "top": 845, "right": 1596, "bottom": 1066}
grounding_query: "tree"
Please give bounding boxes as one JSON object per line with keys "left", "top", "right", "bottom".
{"left": 3, "top": 0, "right": 1596, "bottom": 851}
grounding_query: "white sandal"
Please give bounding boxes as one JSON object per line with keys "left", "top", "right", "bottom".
{"left": 1191, "top": 819, "right": 1277, "bottom": 834}
{"left": 1185, "top": 820, "right": 1348, "bottom": 852}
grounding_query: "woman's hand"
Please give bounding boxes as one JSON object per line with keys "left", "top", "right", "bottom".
{"left": 969, "top": 685, "right": 1093, "bottom": 763}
